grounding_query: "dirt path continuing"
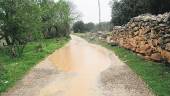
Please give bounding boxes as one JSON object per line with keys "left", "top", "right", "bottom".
{"left": 1, "top": 35, "right": 154, "bottom": 96}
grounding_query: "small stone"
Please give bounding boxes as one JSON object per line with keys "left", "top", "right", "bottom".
{"left": 164, "top": 39, "right": 170, "bottom": 43}
{"left": 150, "top": 53, "right": 162, "bottom": 61}
{"left": 156, "top": 17, "right": 162, "bottom": 22}
{"left": 144, "top": 56, "right": 151, "bottom": 60}
{"left": 159, "top": 24, "right": 166, "bottom": 27}
{"left": 161, "top": 50, "right": 170, "bottom": 62}
{"left": 163, "top": 14, "right": 170, "bottom": 22}
{"left": 131, "top": 23, "right": 136, "bottom": 27}
{"left": 165, "top": 43, "right": 170, "bottom": 51}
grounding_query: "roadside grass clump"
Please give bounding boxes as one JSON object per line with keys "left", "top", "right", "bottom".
{"left": 0, "top": 37, "right": 69, "bottom": 93}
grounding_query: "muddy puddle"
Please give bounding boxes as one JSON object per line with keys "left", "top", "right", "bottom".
{"left": 40, "top": 35, "right": 111, "bottom": 96}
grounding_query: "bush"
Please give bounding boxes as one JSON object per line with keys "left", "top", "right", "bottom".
{"left": 0, "top": 0, "right": 73, "bottom": 57}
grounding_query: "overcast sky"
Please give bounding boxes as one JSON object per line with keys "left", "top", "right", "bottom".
{"left": 69, "top": 0, "right": 112, "bottom": 23}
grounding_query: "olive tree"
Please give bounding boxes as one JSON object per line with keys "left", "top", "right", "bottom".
{"left": 0, "top": 0, "right": 73, "bottom": 57}
{"left": 40, "top": 0, "right": 73, "bottom": 38}
{"left": 0, "top": 0, "right": 42, "bottom": 57}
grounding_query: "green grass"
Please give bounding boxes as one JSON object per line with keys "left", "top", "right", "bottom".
{"left": 77, "top": 33, "right": 170, "bottom": 96}
{"left": 0, "top": 37, "right": 69, "bottom": 93}
{"left": 111, "top": 46, "right": 170, "bottom": 96}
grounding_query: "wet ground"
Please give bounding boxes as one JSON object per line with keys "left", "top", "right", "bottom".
{"left": 1, "top": 35, "right": 154, "bottom": 96}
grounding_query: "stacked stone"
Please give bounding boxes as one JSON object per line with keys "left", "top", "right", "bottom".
{"left": 110, "top": 12, "right": 170, "bottom": 63}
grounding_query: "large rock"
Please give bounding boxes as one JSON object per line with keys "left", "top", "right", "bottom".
{"left": 165, "top": 43, "right": 170, "bottom": 51}
{"left": 161, "top": 51, "right": 170, "bottom": 63}
{"left": 150, "top": 53, "right": 162, "bottom": 61}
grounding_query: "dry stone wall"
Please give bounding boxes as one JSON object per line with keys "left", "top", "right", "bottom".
{"left": 109, "top": 12, "right": 170, "bottom": 63}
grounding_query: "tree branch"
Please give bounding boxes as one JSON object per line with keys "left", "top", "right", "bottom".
{"left": 0, "top": 36, "right": 4, "bottom": 40}
{"left": 0, "top": 32, "right": 4, "bottom": 40}
{"left": 0, "top": 33, "right": 3, "bottom": 36}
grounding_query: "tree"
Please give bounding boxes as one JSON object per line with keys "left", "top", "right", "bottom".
{"left": 84, "top": 22, "right": 95, "bottom": 32}
{"left": 150, "top": 0, "right": 170, "bottom": 14}
{"left": 40, "top": 0, "right": 73, "bottom": 38}
{"left": 111, "top": 0, "right": 150, "bottom": 25}
{"left": 111, "top": 0, "right": 170, "bottom": 26}
{"left": 40, "top": 0, "right": 56, "bottom": 38}
{"left": 95, "top": 22, "right": 111, "bottom": 32}
{"left": 72, "top": 21, "right": 85, "bottom": 33}
{"left": 0, "top": 0, "right": 42, "bottom": 57}
{"left": 0, "top": 0, "right": 73, "bottom": 57}
{"left": 53, "top": 0, "right": 73, "bottom": 37}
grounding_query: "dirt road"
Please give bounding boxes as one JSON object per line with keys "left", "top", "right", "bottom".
{"left": 1, "top": 35, "right": 154, "bottom": 96}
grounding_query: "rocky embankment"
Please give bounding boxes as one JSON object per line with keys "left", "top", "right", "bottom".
{"left": 108, "top": 12, "right": 170, "bottom": 63}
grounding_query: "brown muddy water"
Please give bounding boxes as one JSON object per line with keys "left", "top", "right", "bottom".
{"left": 45, "top": 35, "right": 111, "bottom": 96}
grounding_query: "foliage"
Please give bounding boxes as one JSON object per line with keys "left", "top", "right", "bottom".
{"left": 73, "top": 21, "right": 111, "bottom": 32}
{"left": 0, "top": 37, "right": 69, "bottom": 93}
{"left": 0, "top": 0, "right": 73, "bottom": 57}
{"left": 72, "top": 21, "right": 85, "bottom": 33}
{"left": 0, "top": 0, "right": 42, "bottom": 57}
{"left": 84, "top": 22, "right": 95, "bottom": 32}
{"left": 41, "top": 0, "right": 73, "bottom": 38}
{"left": 54, "top": 0, "right": 73, "bottom": 37}
{"left": 150, "top": 0, "right": 170, "bottom": 14}
{"left": 111, "top": 0, "right": 170, "bottom": 25}
{"left": 95, "top": 22, "right": 112, "bottom": 32}
{"left": 0, "top": 63, "right": 5, "bottom": 87}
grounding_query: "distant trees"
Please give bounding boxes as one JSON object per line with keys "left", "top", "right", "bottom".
{"left": 72, "top": 21, "right": 111, "bottom": 33}
{"left": 111, "top": 0, "right": 170, "bottom": 26}
{"left": 85, "top": 22, "right": 95, "bottom": 32}
{"left": 72, "top": 21, "right": 85, "bottom": 33}
{"left": 0, "top": 0, "right": 73, "bottom": 57}
{"left": 72, "top": 21, "right": 95, "bottom": 32}
{"left": 95, "top": 22, "right": 112, "bottom": 32}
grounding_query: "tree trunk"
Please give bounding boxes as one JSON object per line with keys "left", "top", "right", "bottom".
{"left": 4, "top": 35, "right": 11, "bottom": 45}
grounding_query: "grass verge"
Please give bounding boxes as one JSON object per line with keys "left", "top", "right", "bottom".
{"left": 0, "top": 37, "right": 69, "bottom": 93}
{"left": 77, "top": 33, "right": 170, "bottom": 96}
